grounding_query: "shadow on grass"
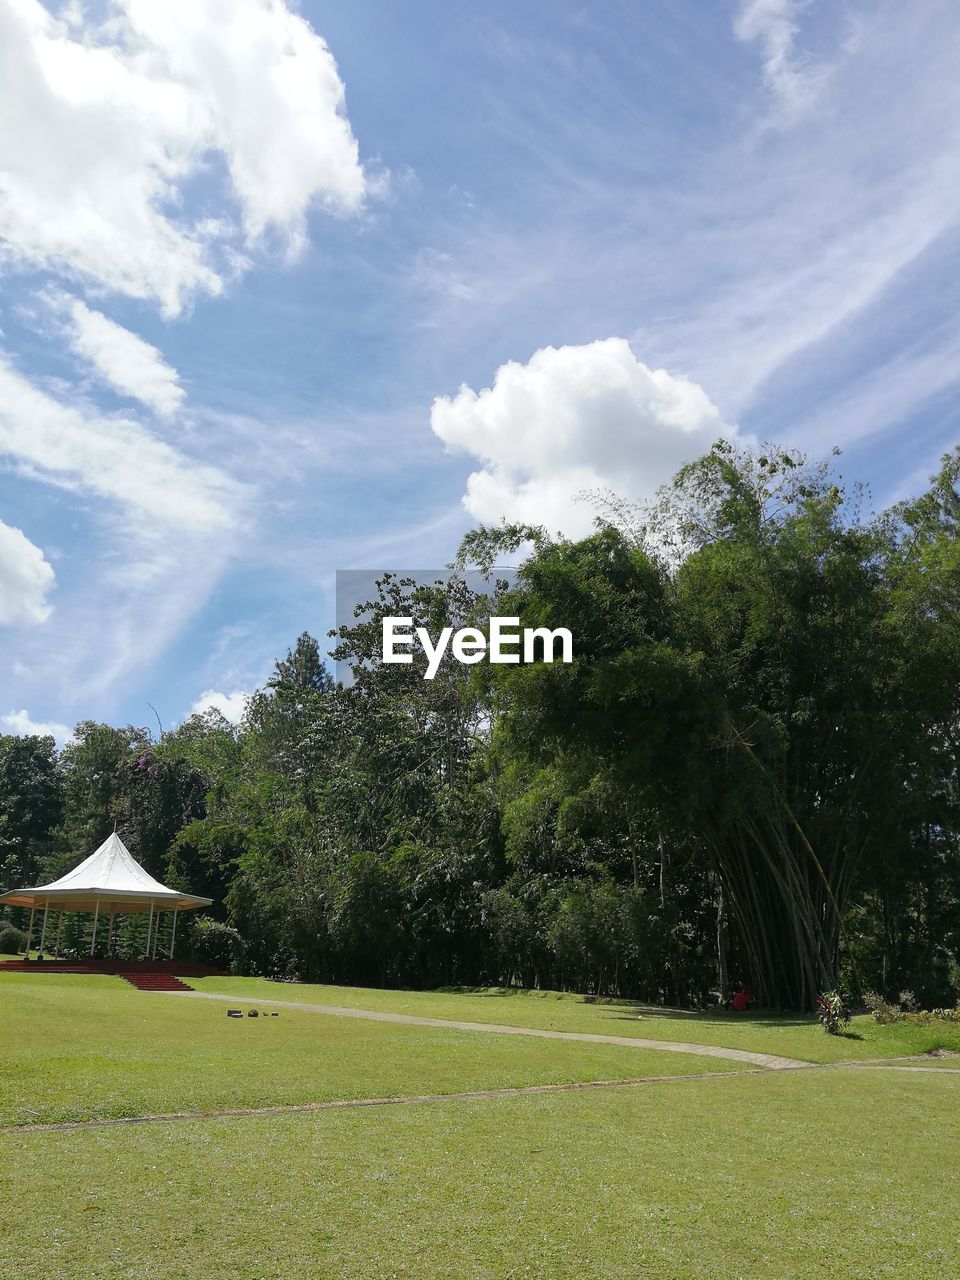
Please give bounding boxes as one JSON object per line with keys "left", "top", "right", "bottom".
{"left": 432, "top": 985, "right": 818, "bottom": 1027}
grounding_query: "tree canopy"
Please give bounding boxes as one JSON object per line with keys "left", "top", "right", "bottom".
{"left": 3, "top": 443, "right": 958, "bottom": 1008}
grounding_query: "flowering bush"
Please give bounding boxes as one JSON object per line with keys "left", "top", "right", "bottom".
{"left": 863, "top": 990, "right": 960, "bottom": 1024}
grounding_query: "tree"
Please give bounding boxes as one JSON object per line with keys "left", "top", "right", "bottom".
{"left": 0, "top": 734, "right": 64, "bottom": 902}
{"left": 484, "top": 443, "right": 960, "bottom": 1007}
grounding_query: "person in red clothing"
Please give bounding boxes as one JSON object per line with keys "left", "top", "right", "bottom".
{"left": 731, "top": 981, "right": 754, "bottom": 1012}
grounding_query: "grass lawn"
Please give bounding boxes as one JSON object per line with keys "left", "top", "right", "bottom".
{"left": 192, "top": 975, "right": 960, "bottom": 1063}
{"left": 2, "top": 1067, "right": 958, "bottom": 1279}
{"left": 0, "top": 973, "right": 741, "bottom": 1127}
{"left": 3, "top": 972, "right": 958, "bottom": 1278}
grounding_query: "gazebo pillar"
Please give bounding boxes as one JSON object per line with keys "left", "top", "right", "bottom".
{"left": 54, "top": 912, "right": 64, "bottom": 957}
{"left": 23, "top": 905, "right": 35, "bottom": 957}
{"left": 170, "top": 909, "right": 178, "bottom": 960}
{"left": 89, "top": 901, "right": 100, "bottom": 956}
{"left": 145, "top": 899, "right": 155, "bottom": 959}
{"left": 107, "top": 911, "right": 116, "bottom": 955}
{"left": 39, "top": 902, "right": 50, "bottom": 955}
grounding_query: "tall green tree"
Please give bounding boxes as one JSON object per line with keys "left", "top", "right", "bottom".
{"left": 0, "top": 734, "right": 64, "bottom": 898}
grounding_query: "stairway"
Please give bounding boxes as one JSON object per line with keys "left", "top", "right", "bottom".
{"left": 119, "top": 971, "right": 193, "bottom": 992}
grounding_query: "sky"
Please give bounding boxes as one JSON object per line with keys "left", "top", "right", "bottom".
{"left": 0, "top": 0, "right": 958, "bottom": 741}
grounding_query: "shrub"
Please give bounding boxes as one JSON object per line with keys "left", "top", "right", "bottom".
{"left": 901, "top": 1005, "right": 960, "bottom": 1024}
{"left": 185, "top": 916, "right": 244, "bottom": 970}
{"left": 817, "top": 990, "right": 852, "bottom": 1034}
{"left": 0, "top": 924, "right": 26, "bottom": 955}
{"left": 863, "top": 990, "right": 899, "bottom": 1023}
{"left": 863, "top": 990, "right": 960, "bottom": 1024}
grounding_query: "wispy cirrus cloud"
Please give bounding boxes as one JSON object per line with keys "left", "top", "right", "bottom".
{"left": 0, "top": 354, "right": 239, "bottom": 533}
{"left": 0, "top": 0, "right": 373, "bottom": 721}
{"left": 733, "top": 0, "right": 830, "bottom": 120}
{"left": 51, "top": 293, "right": 185, "bottom": 419}
{"left": 405, "top": 0, "right": 960, "bottom": 501}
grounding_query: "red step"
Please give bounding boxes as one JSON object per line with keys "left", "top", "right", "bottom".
{"left": 119, "top": 972, "right": 193, "bottom": 992}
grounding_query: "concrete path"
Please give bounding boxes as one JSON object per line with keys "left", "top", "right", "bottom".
{"left": 840, "top": 1062, "right": 960, "bottom": 1075}
{"left": 162, "top": 989, "right": 812, "bottom": 1071}
{"left": 7, "top": 1067, "right": 764, "bottom": 1135}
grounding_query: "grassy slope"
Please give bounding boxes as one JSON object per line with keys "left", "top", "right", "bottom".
{"left": 192, "top": 976, "right": 960, "bottom": 1063}
{"left": 1, "top": 1068, "right": 958, "bottom": 1279}
{"left": 0, "top": 974, "right": 740, "bottom": 1126}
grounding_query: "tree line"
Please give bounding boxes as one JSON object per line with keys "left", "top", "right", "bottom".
{"left": 2, "top": 441, "right": 959, "bottom": 1008}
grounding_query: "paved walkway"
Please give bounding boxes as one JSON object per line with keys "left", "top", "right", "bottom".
{"left": 12, "top": 1053, "right": 957, "bottom": 1136}
{"left": 841, "top": 1062, "right": 960, "bottom": 1075}
{"left": 163, "top": 989, "right": 812, "bottom": 1071}
{"left": 8, "top": 1067, "right": 764, "bottom": 1135}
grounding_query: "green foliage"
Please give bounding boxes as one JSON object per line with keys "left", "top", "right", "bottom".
{"left": 0, "top": 924, "right": 26, "bottom": 954}
{"left": 863, "top": 989, "right": 960, "bottom": 1025}
{"left": 0, "top": 733, "right": 63, "bottom": 893}
{"left": 184, "top": 915, "right": 244, "bottom": 970}
{"left": 816, "top": 990, "right": 852, "bottom": 1035}
{"left": 2, "top": 443, "right": 959, "bottom": 1011}
{"left": 863, "top": 990, "right": 900, "bottom": 1022}
{"left": 484, "top": 442, "right": 960, "bottom": 1008}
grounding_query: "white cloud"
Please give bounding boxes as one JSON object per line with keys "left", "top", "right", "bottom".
{"left": 411, "top": 249, "right": 478, "bottom": 306}
{"left": 190, "top": 688, "right": 249, "bottom": 724}
{"left": 734, "top": 0, "right": 828, "bottom": 119}
{"left": 413, "top": 7, "right": 960, "bottom": 447}
{"left": 431, "top": 339, "right": 732, "bottom": 537}
{"left": 0, "top": 1, "right": 366, "bottom": 707}
{"left": 1, "top": 708, "right": 71, "bottom": 745}
{"left": 0, "top": 0, "right": 367, "bottom": 315}
{"left": 0, "top": 519, "right": 55, "bottom": 625}
{"left": 0, "top": 355, "right": 239, "bottom": 534}
{"left": 58, "top": 295, "right": 184, "bottom": 417}
{"left": 792, "top": 330, "right": 960, "bottom": 457}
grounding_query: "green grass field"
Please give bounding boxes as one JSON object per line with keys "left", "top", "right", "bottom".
{"left": 2, "top": 971, "right": 958, "bottom": 1278}
{"left": 0, "top": 974, "right": 739, "bottom": 1126}
{"left": 192, "top": 975, "right": 960, "bottom": 1063}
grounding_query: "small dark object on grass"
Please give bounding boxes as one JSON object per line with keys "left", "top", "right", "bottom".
{"left": 227, "top": 1010, "right": 243, "bottom": 1018}
{"left": 248, "top": 1010, "right": 259, "bottom": 1017}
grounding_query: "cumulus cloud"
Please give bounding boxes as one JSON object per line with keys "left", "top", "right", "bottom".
{"left": 1, "top": 708, "right": 71, "bottom": 745}
{"left": 0, "top": 519, "right": 55, "bottom": 626}
{"left": 0, "top": 0, "right": 367, "bottom": 314}
{"left": 431, "top": 339, "right": 732, "bottom": 538}
{"left": 0, "top": 355, "right": 239, "bottom": 534}
{"left": 190, "top": 688, "right": 249, "bottom": 724}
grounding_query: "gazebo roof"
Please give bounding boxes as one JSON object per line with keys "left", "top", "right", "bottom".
{"left": 0, "top": 833, "right": 212, "bottom": 913}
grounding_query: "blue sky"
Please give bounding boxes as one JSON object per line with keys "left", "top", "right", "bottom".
{"left": 1, "top": 0, "right": 958, "bottom": 739}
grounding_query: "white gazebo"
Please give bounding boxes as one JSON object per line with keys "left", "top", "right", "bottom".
{"left": 0, "top": 832, "right": 212, "bottom": 960}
